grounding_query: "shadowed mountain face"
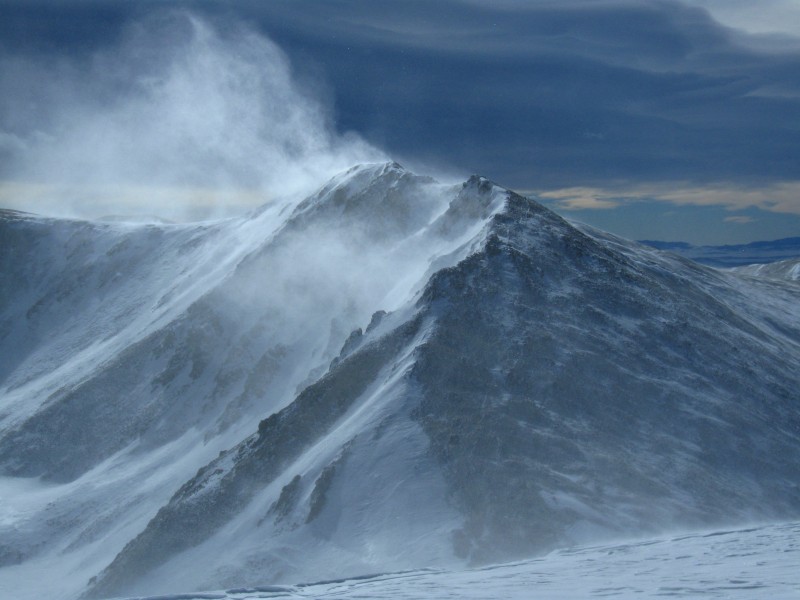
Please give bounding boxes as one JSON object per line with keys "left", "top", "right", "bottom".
{"left": 1, "top": 165, "right": 799, "bottom": 600}
{"left": 412, "top": 200, "right": 800, "bottom": 563}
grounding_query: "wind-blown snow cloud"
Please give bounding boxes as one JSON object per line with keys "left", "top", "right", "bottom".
{"left": 538, "top": 188, "right": 622, "bottom": 211}
{"left": 0, "top": 11, "right": 383, "bottom": 220}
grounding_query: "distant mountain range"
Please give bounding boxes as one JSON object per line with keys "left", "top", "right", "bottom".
{"left": 1, "top": 164, "right": 798, "bottom": 600}
{"left": 639, "top": 237, "right": 800, "bottom": 268}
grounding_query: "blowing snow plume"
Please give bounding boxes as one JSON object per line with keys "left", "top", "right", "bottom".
{"left": 0, "top": 11, "right": 383, "bottom": 221}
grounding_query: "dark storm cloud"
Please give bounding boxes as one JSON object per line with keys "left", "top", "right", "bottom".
{"left": 193, "top": 0, "right": 800, "bottom": 191}
{"left": 1, "top": 0, "right": 799, "bottom": 199}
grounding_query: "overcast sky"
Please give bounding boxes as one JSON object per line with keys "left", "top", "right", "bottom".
{"left": 1, "top": 0, "right": 799, "bottom": 244}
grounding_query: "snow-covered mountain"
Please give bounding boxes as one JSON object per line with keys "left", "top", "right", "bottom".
{"left": 1, "top": 163, "right": 799, "bottom": 600}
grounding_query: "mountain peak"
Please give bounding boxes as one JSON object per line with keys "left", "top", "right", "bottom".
{"left": 329, "top": 160, "right": 409, "bottom": 186}
{"left": 462, "top": 174, "right": 495, "bottom": 194}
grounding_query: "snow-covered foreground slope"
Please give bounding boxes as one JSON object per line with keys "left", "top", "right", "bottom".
{"left": 1, "top": 163, "right": 799, "bottom": 599}
{"left": 113, "top": 520, "right": 800, "bottom": 600}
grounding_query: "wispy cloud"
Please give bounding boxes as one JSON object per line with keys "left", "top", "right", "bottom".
{"left": 683, "top": 0, "right": 800, "bottom": 40}
{"left": 538, "top": 188, "right": 621, "bottom": 210}
{"left": 654, "top": 182, "right": 800, "bottom": 215}
{"left": 535, "top": 181, "right": 800, "bottom": 216}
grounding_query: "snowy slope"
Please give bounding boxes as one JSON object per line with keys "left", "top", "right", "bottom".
{"left": 2, "top": 164, "right": 799, "bottom": 600}
{"left": 112, "top": 520, "right": 800, "bottom": 600}
{"left": 731, "top": 258, "right": 800, "bottom": 282}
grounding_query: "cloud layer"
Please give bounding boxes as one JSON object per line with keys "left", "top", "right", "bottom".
{"left": 0, "top": 1, "right": 798, "bottom": 241}
{"left": 539, "top": 181, "right": 800, "bottom": 216}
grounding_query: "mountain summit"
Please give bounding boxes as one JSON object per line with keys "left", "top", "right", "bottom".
{"left": 1, "top": 164, "right": 798, "bottom": 599}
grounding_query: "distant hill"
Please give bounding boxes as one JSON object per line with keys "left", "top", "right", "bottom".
{"left": 639, "top": 237, "right": 800, "bottom": 267}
